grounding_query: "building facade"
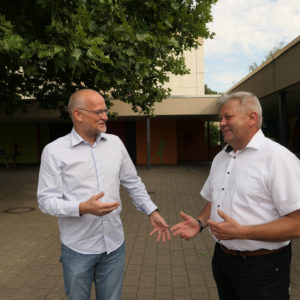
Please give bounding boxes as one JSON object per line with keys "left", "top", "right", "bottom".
{"left": 0, "top": 42, "right": 221, "bottom": 167}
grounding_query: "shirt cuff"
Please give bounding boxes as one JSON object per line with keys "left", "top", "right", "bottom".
{"left": 140, "top": 201, "right": 158, "bottom": 216}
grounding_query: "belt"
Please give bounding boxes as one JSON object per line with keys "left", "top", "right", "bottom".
{"left": 219, "top": 243, "right": 287, "bottom": 257}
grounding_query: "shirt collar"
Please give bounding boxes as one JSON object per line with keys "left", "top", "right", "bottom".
{"left": 70, "top": 127, "right": 107, "bottom": 147}
{"left": 245, "top": 129, "right": 265, "bottom": 150}
{"left": 224, "top": 129, "right": 264, "bottom": 153}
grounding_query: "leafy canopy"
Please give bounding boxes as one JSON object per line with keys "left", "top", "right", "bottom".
{"left": 0, "top": 0, "right": 216, "bottom": 116}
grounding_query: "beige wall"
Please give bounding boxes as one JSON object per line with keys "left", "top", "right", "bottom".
{"left": 164, "top": 43, "right": 205, "bottom": 96}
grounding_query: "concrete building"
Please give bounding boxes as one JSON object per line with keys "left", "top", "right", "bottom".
{"left": 2, "top": 35, "right": 299, "bottom": 167}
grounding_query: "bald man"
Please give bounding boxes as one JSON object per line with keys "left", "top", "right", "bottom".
{"left": 38, "top": 89, "right": 170, "bottom": 300}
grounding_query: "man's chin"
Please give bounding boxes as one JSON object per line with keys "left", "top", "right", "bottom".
{"left": 223, "top": 132, "right": 232, "bottom": 143}
{"left": 99, "top": 126, "right": 107, "bottom": 133}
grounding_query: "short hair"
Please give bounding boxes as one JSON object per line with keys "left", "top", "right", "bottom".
{"left": 68, "top": 91, "right": 84, "bottom": 119}
{"left": 217, "top": 91, "right": 263, "bottom": 128}
{"left": 68, "top": 89, "right": 101, "bottom": 120}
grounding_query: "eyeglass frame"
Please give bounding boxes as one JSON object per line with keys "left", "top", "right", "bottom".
{"left": 77, "top": 108, "right": 109, "bottom": 117}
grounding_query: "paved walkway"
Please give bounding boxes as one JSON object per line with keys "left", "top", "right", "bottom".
{"left": 0, "top": 164, "right": 300, "bottom": 299}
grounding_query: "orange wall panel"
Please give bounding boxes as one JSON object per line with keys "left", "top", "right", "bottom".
{"left": 136, "top": 119, "right": 177, "bottom": 164}
{"left": 177, "top": 120, "right": 207, "bottom": 161}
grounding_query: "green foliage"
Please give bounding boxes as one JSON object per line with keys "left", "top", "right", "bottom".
{"left": 0, "top": 0, "right": 217, "bottom": 116}
{"left": 205, "top": 84, "right": 220, "bottom": 94}
{"left": 248, "top": 41, "right": 285, "bottom": 73}
{"left": 205, "top": 122, "right": 220, "bottom": 146}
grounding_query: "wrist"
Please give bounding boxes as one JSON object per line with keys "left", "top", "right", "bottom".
{"left": 149, "top": 208, "right": 159, "bottom": 216}
{"left": 79, "top": 202, "right": 88, "bottom": 215}
{"left": 196, "top": 218, "right": 204, "bottom": 233}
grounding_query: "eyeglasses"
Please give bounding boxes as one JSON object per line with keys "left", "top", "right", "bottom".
{"left": 78, "top": 108, "right": 109, "bottom": 117}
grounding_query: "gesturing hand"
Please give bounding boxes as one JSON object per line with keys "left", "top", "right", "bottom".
{"left": 79, "top": 192, "right": 120, "bottom": 216}
{"left": 149, "top": 211, "right": 170, "bottom": 243}
{"left": 170, "top": 211, "right": 200, "bottom": 240}
{"left": 207, "top": 209, "right": 244, "bottom": 240}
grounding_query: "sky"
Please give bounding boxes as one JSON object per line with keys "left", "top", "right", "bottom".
{"left": 204, "top": 0, "right": 300, "bottom": 93}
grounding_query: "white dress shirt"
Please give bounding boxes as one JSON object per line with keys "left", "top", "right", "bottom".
{"left": 201, "top": 130, "right": 300, "bottom": 251}
{"left": 37, "top": 128, "right": 157, "bottom": 254}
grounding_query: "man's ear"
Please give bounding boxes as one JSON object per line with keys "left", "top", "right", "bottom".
{"left": 248, "top": 111, "right": 258, "bottom": 127}
{"left": 73, "top": 109, "right": 82, "bottom": 122}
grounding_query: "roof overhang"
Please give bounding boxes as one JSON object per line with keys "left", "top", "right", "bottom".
{"left": 227, "top": 35, "right": 300, "bottom": 120}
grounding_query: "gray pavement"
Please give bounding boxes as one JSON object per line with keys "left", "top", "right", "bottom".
{"left": 0, "top": 164, "right": 300, "bottom": 299}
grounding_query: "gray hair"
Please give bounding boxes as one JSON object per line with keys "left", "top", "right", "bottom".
{"left": 217, "top": 91, "right": 263, "bottom": 128}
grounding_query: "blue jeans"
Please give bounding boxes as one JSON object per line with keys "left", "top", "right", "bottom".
{"left": 60, "top": 242, "right": 125, "bottom": 300}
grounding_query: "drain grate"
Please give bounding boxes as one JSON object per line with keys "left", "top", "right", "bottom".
{"left": 3, "top": 207, "right": 35, "bottom": 214}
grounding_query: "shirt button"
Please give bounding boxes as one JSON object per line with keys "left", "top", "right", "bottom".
{"left": 217, "top": 205, "right": 220, "bottom": 208}
{"left": 222, "top": 188, "right": 225, "bottom": 190}
{"left": 227, "top": 171, "right": 230, "bottom": 174}
{"left": 233, "top": 156, "right": 236, "bottom": 159}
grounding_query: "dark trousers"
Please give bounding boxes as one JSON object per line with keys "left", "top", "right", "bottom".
{"left": 212, "top": 243, "right": 291, "bottom": 300}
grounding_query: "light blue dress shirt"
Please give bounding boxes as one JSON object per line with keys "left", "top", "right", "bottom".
{"left": 37, "top": 128, "right": 157, "bottom": 254}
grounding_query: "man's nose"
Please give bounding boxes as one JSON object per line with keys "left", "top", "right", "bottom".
{"left": 219, "top": 117, "right": 226, "bottom": 127}
{"left": 101, "top": 113, "right": 108, "bottom": 121}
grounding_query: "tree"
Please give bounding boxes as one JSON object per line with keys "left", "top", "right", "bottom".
{"left": 248, "top": 41, "right": 285, "bottom": 73}
{"left": 205, "top": 84, "right": 220, "bottom": 94}
{"left": 0, "top": 0, "right": 217, "bottom": 116}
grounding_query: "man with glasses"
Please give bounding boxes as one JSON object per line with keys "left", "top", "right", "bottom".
{"left": 38, "top": 88, "right": 170, "bottom": 300}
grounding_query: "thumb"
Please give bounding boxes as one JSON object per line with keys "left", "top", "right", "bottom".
{"left": 217, "top": 209, "right": 228, "bottom": 220}
{"left": 151, "top": 212, "right": 169, "bottom": 227}
{"left": 159, "top": 217, "right": 169, "bottom": 228}
{"left": 179, "top": 211, "right": 191, "bottom": 221}
{"left": 94, "top": 192, "right": 105, "bottom": 201}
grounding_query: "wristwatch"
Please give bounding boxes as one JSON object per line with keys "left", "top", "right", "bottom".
{"left": 196, "top": 218, "right": 204, "bottom": 232}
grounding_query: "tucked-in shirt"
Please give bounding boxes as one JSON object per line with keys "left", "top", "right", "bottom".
{"left": 37, "top": 128, "right": 157, "bottom": 254}
{"left": 201, "top": 129, "right": 300, "bottom": 251}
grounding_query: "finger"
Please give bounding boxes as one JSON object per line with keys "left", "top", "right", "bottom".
{"left": 149, "top": 228, "right": 157, "bottom": 237}
{"left": 160, "top": 229, "right": 170, "bottom": 243}
{"left": 97, "top": 202, "right": 120, "bottom": 216}
{"left": 207, "top": 219, "right": 217, "bottom": 227}
{"left": 101, "top": 201, "right": 119, "bottom": 209}
{"left": 161, "top": 232, "right": 166, "bottom": 243}
{"left": 172, "top": 229, "right": 183, "bottom": 237}
{"left": 166, "top": 229, "right": 171, "bottom": 241}
{"left": 156, "top": 231, "right": 162, "bottom": 242}
{"left": 170, "top": 224, "right": 182, "bottom": 232}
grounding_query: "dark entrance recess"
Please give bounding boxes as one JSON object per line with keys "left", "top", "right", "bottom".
{"left": 49, "top": 122, "right": 73, "bottom": 142}
{"left": 107, "top": 121, "right": 136, "bottom": 164}
{"left": 124, "top": 122, "right": 137, "bottom": 164}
